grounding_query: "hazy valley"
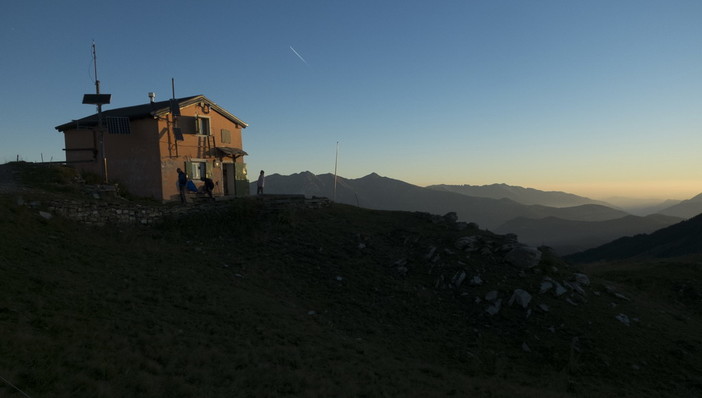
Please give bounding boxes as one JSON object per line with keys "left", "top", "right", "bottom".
{"left": 251, "top": 171, "right": 702, "bottom": 255}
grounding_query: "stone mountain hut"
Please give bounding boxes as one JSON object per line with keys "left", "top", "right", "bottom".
{"left": 55, "top": 94, "right": 250, "bottom": 201}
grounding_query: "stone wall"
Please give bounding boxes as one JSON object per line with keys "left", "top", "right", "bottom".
{"left": 43, "top": 195, "right": 331, "bottom": 227}
{"left": 46, "top": 200, "right": 174, "bottom": 226}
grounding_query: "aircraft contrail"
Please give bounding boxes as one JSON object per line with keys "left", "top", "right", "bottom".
{"left": 289, "top": 46, "right": 309, "bottom": 65}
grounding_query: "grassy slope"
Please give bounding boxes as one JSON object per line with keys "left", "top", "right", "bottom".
{"left": 1, "top": 165, "right": 701, "bottom": 397}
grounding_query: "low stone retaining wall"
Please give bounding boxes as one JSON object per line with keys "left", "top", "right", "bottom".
{"left": 43, "top": 195, "right": 331, "bottom": 226}
{"left": 47, "top": 200, "right": 172, "bottom": 226}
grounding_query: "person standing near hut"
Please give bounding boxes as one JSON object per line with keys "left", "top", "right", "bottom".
{"left": 177, "top": 168, "right": 188, "bottom": 203}
{"left": 202, "top": 176, "right": 215, "bottom": 200}
{"left": 257, "top": 170, "right": 265, "bottom": 195}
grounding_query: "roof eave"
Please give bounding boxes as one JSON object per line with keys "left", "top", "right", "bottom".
{"left": 151, "top": 95, "right": 249, "bottom": 128}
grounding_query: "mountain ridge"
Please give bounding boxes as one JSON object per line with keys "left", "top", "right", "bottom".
{"left": 253, "top": 172, "right": 628, "bottom": 228}
{"left": 566, "top": 212, "right": 702, "bottom": 263}
{"left": 657, "top": 192, "right": 702, "bottom": 219}
{"left": 426, "top": 183, "right": 610, "bottom": 208}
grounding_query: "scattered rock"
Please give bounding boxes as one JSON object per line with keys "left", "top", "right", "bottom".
{"left": 614, "top": 293, "right": 631, "bottom": 301}
{"left": 615, "top": 313, "right": 630, "bottom": 326}
{"left": 455, "top": 236, "right": 480, "bottom": 252}
{"left": 509, "top": 289, "right": 532, "bottom": 308}
{"left": 486, "top": 299, "right": 502, "bottom": 316}
{"left": 485, "top": 290, "right": 499, "bottom": 302}
{"left": 553, "top": 282, "right": 567, "bottom": 296}
{"left": 443, "top": 212, "right": 458, "bottom": 223}
{"left": 391, "top": 258, "right": 407, "bottom": 268}
{"left": 451, "top": 271, "right": 466, "bottom": 288}
{"left": 470, "top": 276, "right": 483, "bottom": 286}
{"left": 505, "top": 246, "right": 542, "bottom": 269}
{"left": 564, "top": 281, "right": 586, "bottom": 296}
{"left": 573, "top": 273, "right": 590, "bottom": 286}
{"left": 39, "top": 211, "right": 53, "bottom": 220}
{"left": 435, "top": 275, "right": 445, "bottom": 289}
{"left": 606, "top": 286, "right": 631, "bottom": 301}
{"left": 540, "top": 280, "right": 553, "bottom": 294}
{"left": 424, "top": 246, "right": 437, "bottom": 260}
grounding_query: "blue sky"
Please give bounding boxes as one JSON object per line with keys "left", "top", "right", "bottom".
{"left": 1, "top": 0, "right": 701, "bottom": 200}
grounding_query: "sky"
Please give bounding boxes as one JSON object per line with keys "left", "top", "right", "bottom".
{"left": 1, "top": 0, "right": 701, "bottom": 201}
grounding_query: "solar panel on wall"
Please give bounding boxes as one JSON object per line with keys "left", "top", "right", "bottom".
{"left": 106, "top": 116, "right": 131, "bottom": 134}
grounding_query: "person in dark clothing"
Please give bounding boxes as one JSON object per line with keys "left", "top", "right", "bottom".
{"left": 177, "top": 168, "right": 187, "bottom": 203}
{"left": 201, "top": 177, "right": 215, "bottom": 200}
{"left": 257, "top": 170, "right": 265, "bottom": 195}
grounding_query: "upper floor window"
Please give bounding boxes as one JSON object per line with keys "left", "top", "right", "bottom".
{"left": 178, "top": 116, "right": 211, "bottom": 135}
{"left": 196, "top": 117, "right": 211, "bottom": 135}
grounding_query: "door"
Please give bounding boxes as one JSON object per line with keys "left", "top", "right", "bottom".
{"left": 223, "top": 163, "right": 236, "bottom": 196}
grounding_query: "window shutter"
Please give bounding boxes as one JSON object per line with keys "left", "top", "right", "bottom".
{"left": 195, "top": 116, "right": 201, "bottom": 134}
{"left": 221, "top": 129, "right": 231, "bottom": 144}
{"left": 205, "top": 161, "right": 213, "bottom": 179}
{"left": 179, "top": 117, "right": 196, "bottom": 134}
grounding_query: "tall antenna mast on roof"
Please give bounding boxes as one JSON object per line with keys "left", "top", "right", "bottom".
{"left": 82, "top": 41, "right": 111, "bottom": 183}
{"left": 93, "top": 41, "right": 100, "bottom": 96}
{"left": 169, "top": 77, "right": 184, "bottom": 145}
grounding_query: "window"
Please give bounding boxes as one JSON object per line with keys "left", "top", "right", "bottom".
{"left": 196, "top": 117, "right": 211, "bottom": 135}
{"left": 178, "top": 116, "right": 210, "bottom": 135}
{"left": 186, "top": 161, "right": 212, "bottom": 180}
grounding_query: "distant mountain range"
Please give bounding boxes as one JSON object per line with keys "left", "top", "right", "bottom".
{"left": 566, "top": 213, "right": 702, "bottom": 263}
{"left": 656, "top": 193, "right": 702, "bottom": 219}
{"left": 426, "top": 183, "right": 611, "bottom": 207}
{"left": 252, "top": 172, "right": 698, "bottom": 254}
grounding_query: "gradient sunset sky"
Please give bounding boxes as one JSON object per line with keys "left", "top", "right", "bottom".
{"left": 1, "top": 1, "right": 700, "bottom": 200}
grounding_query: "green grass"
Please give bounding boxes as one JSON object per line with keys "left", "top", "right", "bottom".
{"left": 1, "top": 164, "right": 702, "bottom": 397}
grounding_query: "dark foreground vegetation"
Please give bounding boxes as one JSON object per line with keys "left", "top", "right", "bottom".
{"left": 1, "top": 163, "right": 701, "bottom": 397}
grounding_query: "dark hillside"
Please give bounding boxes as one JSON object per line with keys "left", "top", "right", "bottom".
{"left": 566, "top": 212, "right": 702, "bottom": 263}
{"left": 2, "top": 163, "right": 702, "bottom": 397}
{"left": 496, "top": 214, "right": 683, "bottom": 255}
